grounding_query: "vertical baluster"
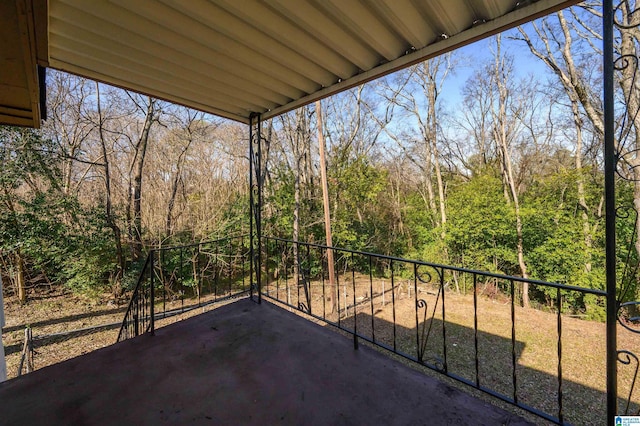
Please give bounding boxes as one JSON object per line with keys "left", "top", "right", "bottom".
{"left": 352, "top": 252, "right": 358, "bottom": 349}
{"left": 285, "top": 241, "right": 290, "bottom": 307}
{"left": 441, "top": 268, "right": 447, "bottom": 373}
{"left": 414, "top": 264, "right": 420, "bottom": 361}
{"left": 473, "top": 273, "right": 479, "bottom": 388}
{"left": 144, "top": 258, "right": 149, "bottom": 331}
{"left": 141, "top": 272, "right": 145, "bottom": 333}
{"left": 336, "top": 256, "right": 341, "bottom": 327}
{"left": 228, "top": 238, "right": 233, "bottom": 297}
{"left": 249, "top": 118, "right": 255, "bottom": 303}
{"left": 180, "top": 247, "right": 184, "bottom": 313}
{"left": 511, "top": 279, "right": 517, "bottom": 404}
{"left": 134, "top": 294, "right": 139, "bottom": 337}
{"left": 391, "top": 260, "right": 396, "bottom": 352}
{"left": 557, "top": 287, "right": 563, "bottom": 423}
{"left": 214, "top": 243, "right": 219, "bottom": 302}
{"left": 369, "top": 256, "right": 375, "bottom": 343}
{"left": 150, "top": 250, "right": 155, "bottom": 335}
{"left": 161, "top": 248, "right": 166, "bottom": 317}
{"left": 321, "top": 247, "right": 327, "bottom": 320}
{"left": 265, "top": 237, "right": 270, "bottom": 298}
{"left": 242, "top": 235, "right": 246, "bottom": 292}
{"left": 294, "top": 241, "right": 304, "bottom": 307}
{"left": 196, "top": 245, "right": 201, "bottom": 306}
{"left": 276, "top": 240, "right": 281, "bottom": 301}
{"left": 307, "top": 244, "right": 312, "bottom": 315}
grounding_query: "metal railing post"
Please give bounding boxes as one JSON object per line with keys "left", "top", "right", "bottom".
{"left": 603, "top": 0, "right": 618, "bottom": 423}
{"left": 256, "top": 117, "right": 263, "bottom": 304}
{"left": 249, "top": 114, "right": 255, "bottom": 302}
{"left": 150, "top": 249, "right": 155, "bottom": 335}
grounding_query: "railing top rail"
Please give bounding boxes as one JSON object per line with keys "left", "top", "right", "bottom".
{"left": 263, "top": 236, "right": 607, "bottom": 296}
{"left": 117, "top": 250, "right": 153, "bottom": 342}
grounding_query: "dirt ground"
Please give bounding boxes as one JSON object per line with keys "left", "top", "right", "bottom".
{"left": 1, "top": 286, "right": 234, "bottom": 381}
{"left": 2, "top": 287, "right": 125, "bottom": 380}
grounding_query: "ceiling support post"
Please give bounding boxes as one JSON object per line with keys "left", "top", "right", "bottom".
{"left": 249, "top": 113, "right": 262, "bottom": 304}
{"left": 603, "top": 0, "right": 617, "bottom": 423}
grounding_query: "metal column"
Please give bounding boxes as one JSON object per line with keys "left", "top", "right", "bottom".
{"left": 249, "top": 113, "right": 262, "bottom": 304}
{"left": 603, "top": 0, "right": 617, "bottom": 423}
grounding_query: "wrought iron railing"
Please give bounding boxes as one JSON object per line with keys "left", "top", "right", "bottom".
{"left": 261, "top": 236, "right": 609, "bottom": 425}
{"left": 117, "top": 235, "right": 251, "bottom": 342}
{"left": 117, "top": 250, "right": 154, "bottom": 342}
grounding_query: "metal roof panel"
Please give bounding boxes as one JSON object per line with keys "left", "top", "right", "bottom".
{"left": 1, "top": 0, "right": 582, "bottom": 126}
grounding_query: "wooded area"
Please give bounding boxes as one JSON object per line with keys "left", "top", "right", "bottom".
{"left": 0, "top": 4, "right": 637, "bottom": 319}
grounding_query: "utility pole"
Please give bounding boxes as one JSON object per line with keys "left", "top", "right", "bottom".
{"left": 315, "top": 100, "right": 336, "bottom": 313}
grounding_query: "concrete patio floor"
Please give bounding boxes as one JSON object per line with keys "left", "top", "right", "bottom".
{"left": 0, "top": 298, "right": 531, "bottom": 425}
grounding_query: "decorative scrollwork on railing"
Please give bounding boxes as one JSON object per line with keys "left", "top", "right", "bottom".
{"left": 617, "top": 148, "right": 640, "bottom": 181}
{"left": 615, "top": 4, "right": 640, "bottom": 416}
{"left": 615, "top": 206, "right": 640, "bottom": 303}
{"left": 298, "top": 302, "right": 310, "bottom": 313}
{"left": 416, "top": 299, "right": 445, "bottom": 372}
{"left": 613, "top": 53, "right": 640, "bottom": 168}
{"left": 415, "top": 284, "right": 442, "bottom": 369}
{"left": 614, "top": 1, "right": 640, "bottom": 29}
{"left": 615, "top": 205, "right": 637, "bottom": 221}
{"left": 416, "top": 266, "right": 433, "bottom": 285}
{"left": 618, "top": 350, "right": 640, "bottom": 415}
{"left": 618, "top": 301, "right": 640, "bottom": 334}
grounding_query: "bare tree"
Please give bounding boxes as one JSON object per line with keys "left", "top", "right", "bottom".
{"left": 277, "top": 107, "right": 314, "bottom": 306}
{"left": 516, "top": 9, "right": 603, "bottom": 274}
{"left": 316, "top": 100, "right": 336, "bottom": 312}
{"left": 125, "top": 95, "right": 159, "bottom": 261}
{"left": 163, "top": 110, "right": 209, "bottom": 238}
{"left": 490, "top": 36, "right": 531, "bottom": 307}
{"left": 95, "top": 82, "right": 125, "bottom": 297}
{"left": 43, "top": 72, "right": 95, "bottom": 197}
{"left": 382, "top": 58, "right": 453, "bottom": 226}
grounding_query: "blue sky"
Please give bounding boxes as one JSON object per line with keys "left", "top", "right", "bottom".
{"left": 439, "top": 23, "right": 554, "bottom": 109}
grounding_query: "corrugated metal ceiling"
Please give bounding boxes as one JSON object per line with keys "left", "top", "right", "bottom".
{"left": 5, "top": 0, "right": 582, "bottom": 126}
{"left": 0, "top": 0, "right": 46, "bottom": 127}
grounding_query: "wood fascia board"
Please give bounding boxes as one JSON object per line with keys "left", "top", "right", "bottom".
{"left": 33, "top": 0, "right": 48, "bottom": 67}
{"left": 15, "top": 0, "right": 42, "bottom": 127}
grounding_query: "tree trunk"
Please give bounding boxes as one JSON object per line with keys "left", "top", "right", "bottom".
{"left": 292, "top": 115, "right": 301, "bottom": 307}
{"left": 517, "top": 11, "right": 606, "bottom": 282}
{"left": 572, "top": 99, "right": 593, "bottom": 273}
{"left": 166, "top": 129, "right": 194, "bottom": 237}
{"left": 492, "top": 36, "right": 530, "bottom": 307}
{"left": 15, "top": 251, "right": 26, "bottom": 304}
{"left": 316, "top": 100, "right": 336, "bottom": 313}
{"left": 95, "top": 82, "right": 125, "bottom": 297}
{"left": 617, "top": 14, "right": 640, "bottom": 293}
{"left": 427, "top": 67, "right": 447, "bottom": 233}
{"left": 130, "top": 97, "right": 156, "bottom": 261}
